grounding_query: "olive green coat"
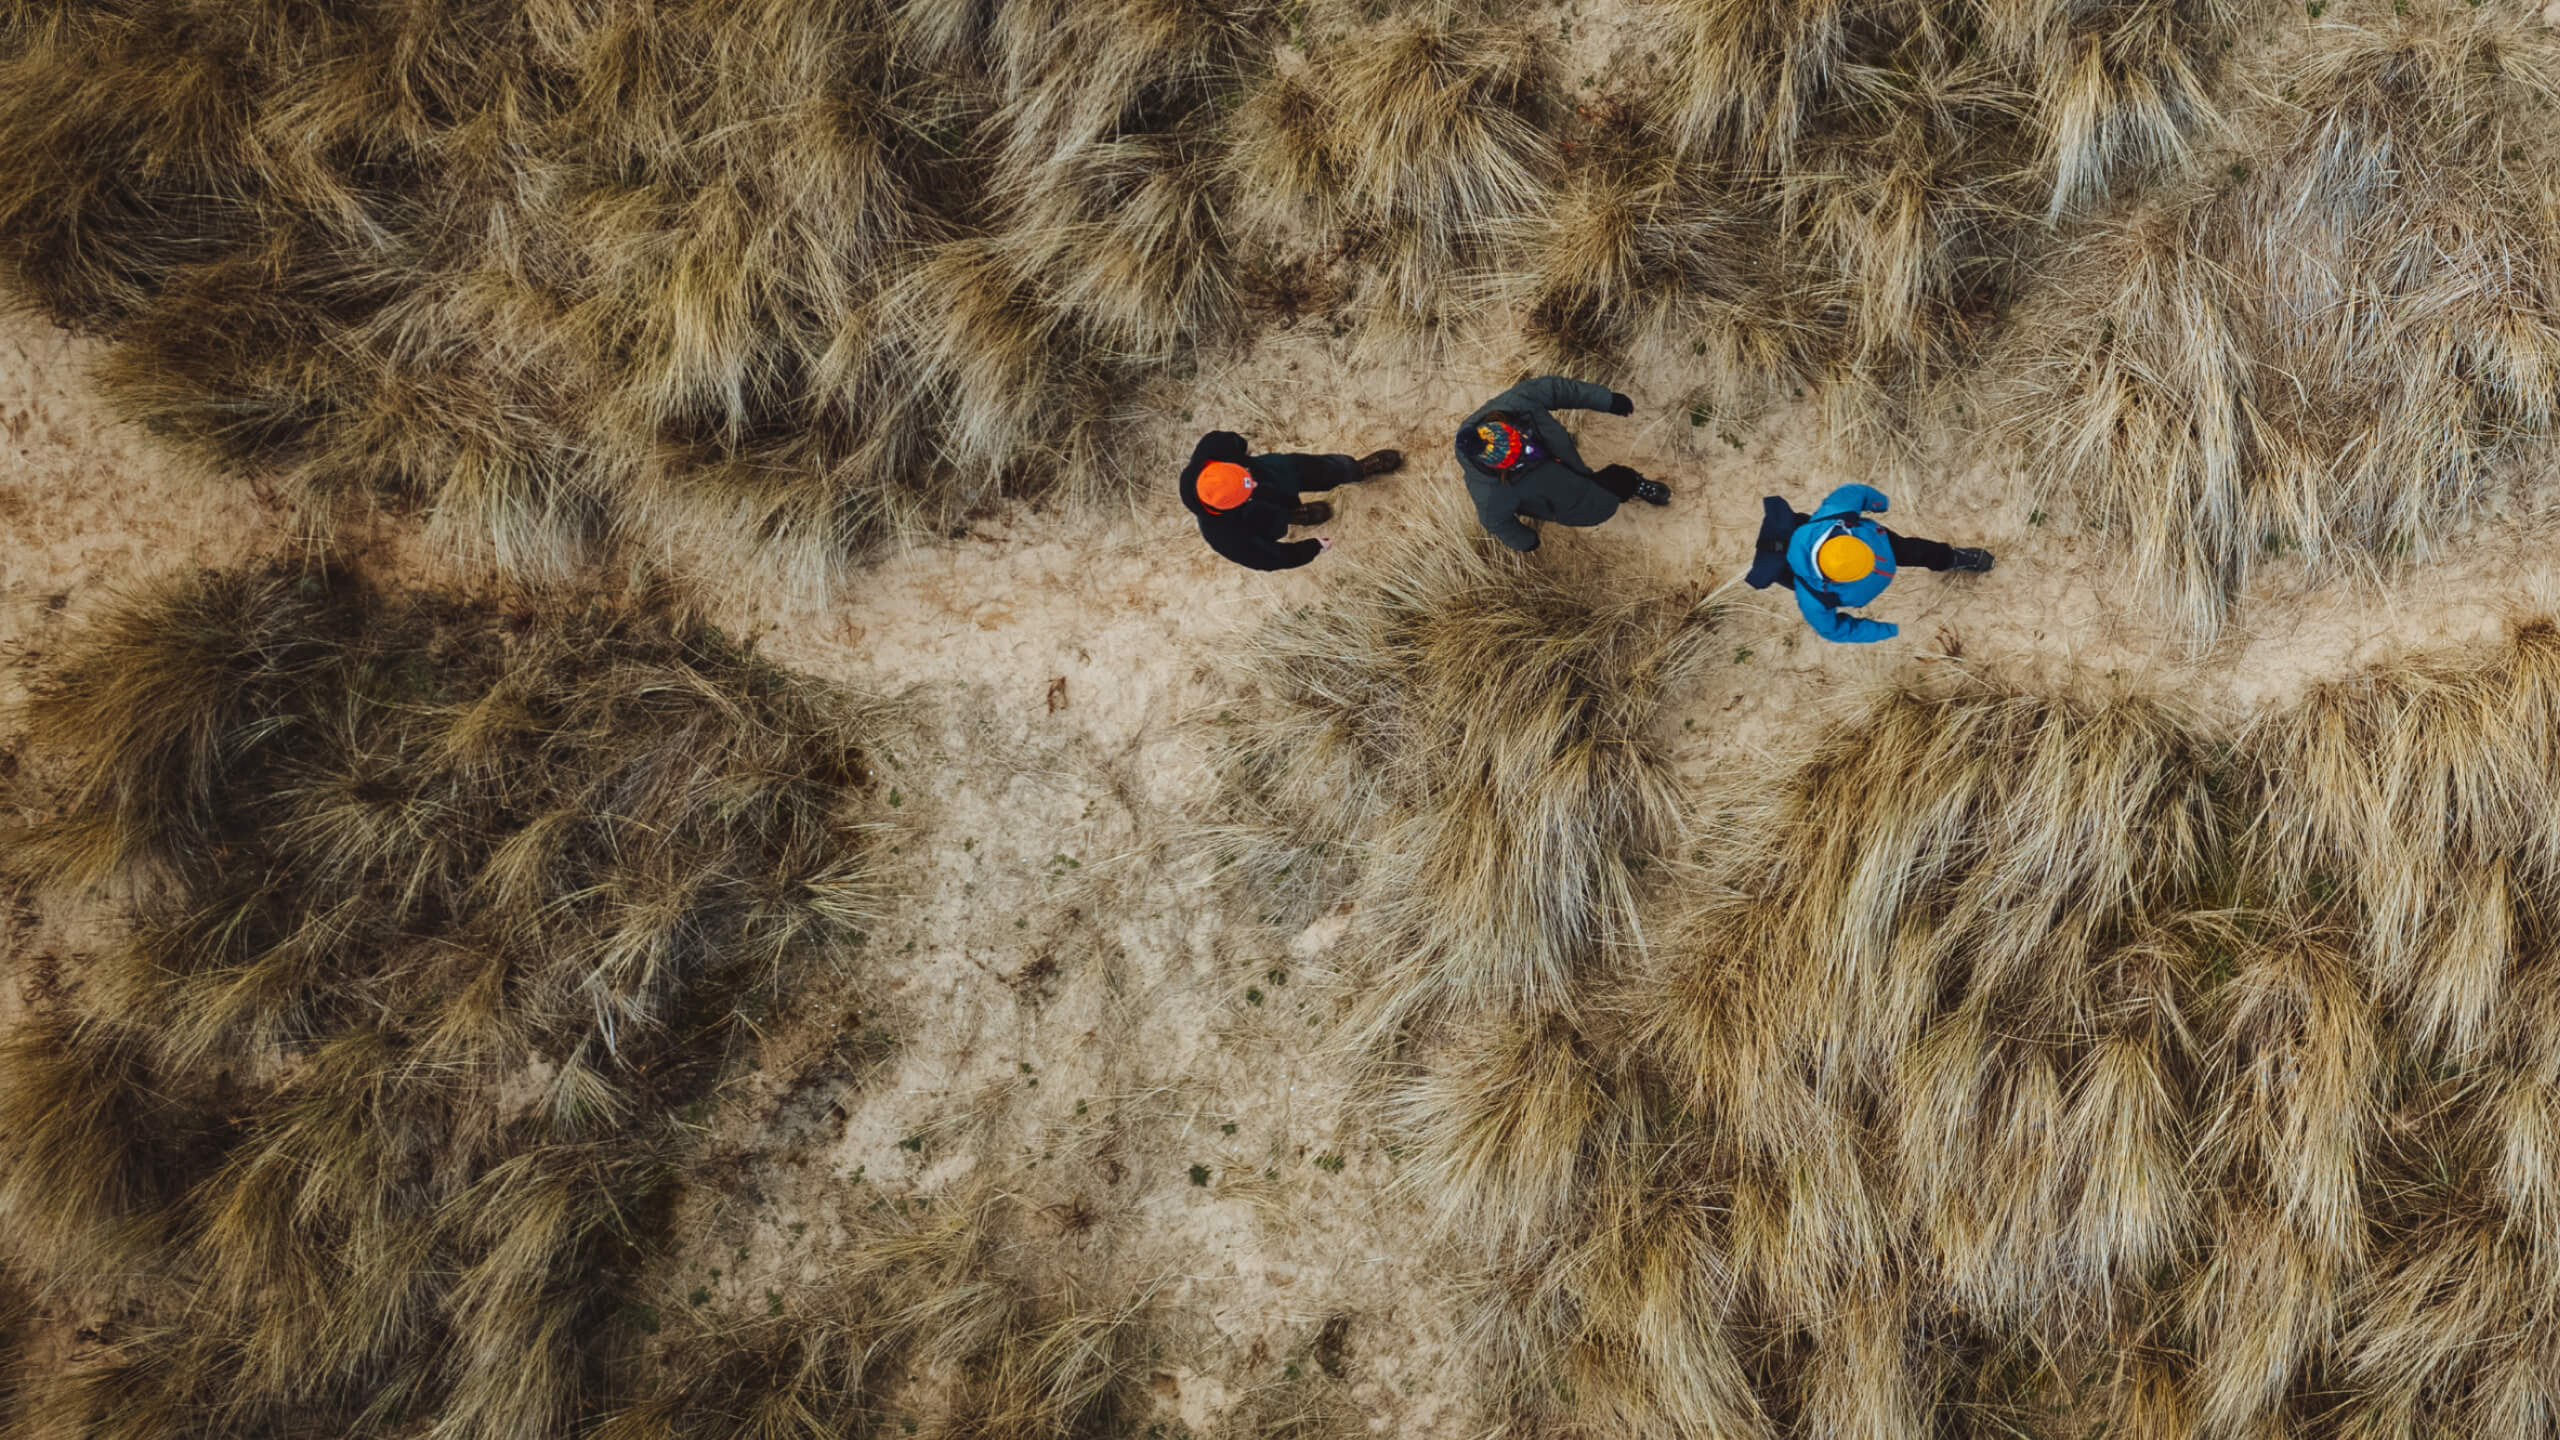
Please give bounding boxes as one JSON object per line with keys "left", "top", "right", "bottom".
{"left": 1454, "top": 376, "right": 1621, "bottom": 551}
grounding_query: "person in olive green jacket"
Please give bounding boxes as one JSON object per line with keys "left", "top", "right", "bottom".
{"left": 1454, "top": 375, "right": 1669, "bottom": 552}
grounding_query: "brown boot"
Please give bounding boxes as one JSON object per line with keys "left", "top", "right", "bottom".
{"left": 1355, "top": 449, "right": 1403, "bottom": 478}
{"left": 1291, "top": 502, "right": 1333, "bottom": 526}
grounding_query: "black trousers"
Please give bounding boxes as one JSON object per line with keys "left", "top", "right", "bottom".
{"left": 1884, "top": 527, "right": 1956, "bottom": 571}
{"left": 1265, "top": 453, "right": 1361, "bottom": 499}
{"left": 1586, "top": 464, "right": 1644, "bottom": 501}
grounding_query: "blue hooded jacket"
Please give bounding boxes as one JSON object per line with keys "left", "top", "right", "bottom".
{"left": 1783, "top": 484, "right": 1900, "bottom": 643}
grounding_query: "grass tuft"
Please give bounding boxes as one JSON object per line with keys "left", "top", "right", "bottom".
{"left": 606, "top": 1188, "right": 1153, "bottom": 1440}
{"left": 1208, "top": 522, "right": 1711, "bottom": 1041}
{"left": 1655, "top": 0, "right": 2234, "bottom": 428}
{"left": 1425, "top": 625, "right": 2560, "bottom": 1431}
{"left": 0, "top": 0, "right": 1246, "bottom": 580}
{"left": 1325, "top": 15, "right": 1555, "bottom": 340}
{"left": 0, "top": 559, "right": 885, "bottom": 1436}
{"left": 2006, "top": 9, "right": 2560, "bottom": 639}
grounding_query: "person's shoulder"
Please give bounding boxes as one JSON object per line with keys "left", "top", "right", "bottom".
{"left": 1190, "top": 430, "right": 1250, "bottom": 463}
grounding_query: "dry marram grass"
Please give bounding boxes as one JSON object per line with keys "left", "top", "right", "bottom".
{"left": 1206, "top": 524, "right": 1711, "bottom": 1045}
{"left": 17, "top": 0, "right": 2560, "bottom": 1434}
{"left": 0, "top": 0, "right": 2254, "bottom": 582}
{"left": 0, "top": 561, "right": 885, "bottom": 1435}
{"left": 1374, "top": 623, "right": 2560, "bottom": 1435}
{"left": 2007, "top": 8, "right": 2560, "bottom": 640}
{"left": 1653, "top": 0, "right": 2235, "bottom": 424}
{"left": 604, "top": 1189, "right": 1157, "bottom": 1440}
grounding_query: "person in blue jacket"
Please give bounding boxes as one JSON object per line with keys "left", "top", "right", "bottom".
{"left": 1743, "top": 485, "right": 1993, "bottom": 643}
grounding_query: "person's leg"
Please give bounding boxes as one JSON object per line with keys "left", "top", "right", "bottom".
{"left": 1272, "top": 454, "right": 1361, "bottom": 493}
{"left": 1592, "top": 463, "right": 1670, "bottom": 506}
{"left": 1284, "top": 458, "right": 1352, "bottom": 524}
{"left": 1254, "top": 479, "right": 1312, "bottom": 527}
{"left": 1883, "top": 528, "right": 1957, "bottom": 571}
{"left": 1588, "top": 464, "right": 1642, "bottom": 501}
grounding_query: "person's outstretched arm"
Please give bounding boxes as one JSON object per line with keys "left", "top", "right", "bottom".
{"left": 1495, "top": 376, "right": 1622, "bottom": 416}
{"left": 1795, "top": 582, "right": 1897, "bottom": 643}
{"left": 1814, "top": 483, "right": 1890, "bottom": 517}
{"left": 1478, "top": 497, "right": 1541, "bottom": 552}
{"left": 1212, "top": 529, "right": 1325, "bottom": 571}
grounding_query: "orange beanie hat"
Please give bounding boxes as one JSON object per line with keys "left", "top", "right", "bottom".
{"left": 1196, "top": 460, "right": 1255, "bottom": 512}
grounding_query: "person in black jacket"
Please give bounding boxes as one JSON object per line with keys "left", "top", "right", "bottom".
{"left": 1180, "top": 431, "right": 1404, "bottom": 570}
{"left": 1455, "top": 375, "right": 1669, "bottom": 552}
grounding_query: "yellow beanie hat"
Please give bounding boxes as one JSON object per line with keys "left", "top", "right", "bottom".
{"left": 1816, "top": 533, "right": 1876, "bottom": 584}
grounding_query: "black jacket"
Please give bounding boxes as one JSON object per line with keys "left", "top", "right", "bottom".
{"left": 1180, "top": 431, "right": 1323, "bottom": 571}
{"left": 1453, "top": 376, "right": 1622, "bottom": 551}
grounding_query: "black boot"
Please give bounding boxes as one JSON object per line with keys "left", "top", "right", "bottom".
{"left": 1950, "top": 547, "right": 1994, "bottom": 573}
{"left": 1356, "top": 449, "right": 1404, "bottom": 478}
{"left": 1292, "top": 502, "right": 1334, "bottom": 526}
{"left": 1632, "top": 478, "right": 1671, "bottom": 507}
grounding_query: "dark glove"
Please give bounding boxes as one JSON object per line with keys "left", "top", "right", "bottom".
{"left": 1607, "top": 392, "right": 1634, "bottom": 417}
